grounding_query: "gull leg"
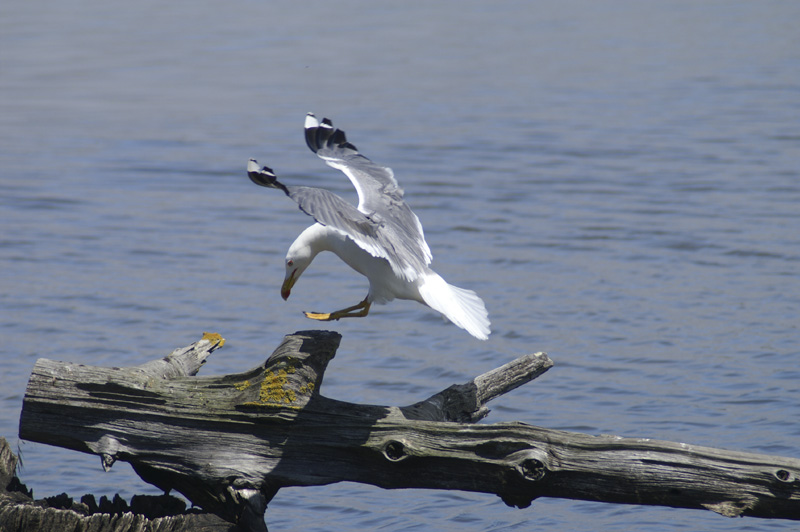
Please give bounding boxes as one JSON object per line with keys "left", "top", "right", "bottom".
{"left": 304, "top": 298, "right": 371, "bottom": 321}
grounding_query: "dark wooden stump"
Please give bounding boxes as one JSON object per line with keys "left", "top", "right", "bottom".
{"left": 0, "top": 436, "right": 236, "bottom": 531}
{"left": 15, "top": 331, "right": 800, "bottom": 531}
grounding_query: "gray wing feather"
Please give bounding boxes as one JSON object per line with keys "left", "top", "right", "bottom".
{"left": 286, "top": 185, "right": 429, "bottom": 281}
{"left": 304, "top": 114, "right": 432, "bottom": 277}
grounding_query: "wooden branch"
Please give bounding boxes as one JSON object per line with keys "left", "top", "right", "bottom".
{"left": 18, "top": 331, "right": 800, "bottom": 531}
{"left": 401, "top": 352, "right": 552, "bottom": 422}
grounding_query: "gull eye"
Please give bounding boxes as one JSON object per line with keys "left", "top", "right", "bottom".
{"left": 287, "top": 259, "right": 294, "bottom": 267}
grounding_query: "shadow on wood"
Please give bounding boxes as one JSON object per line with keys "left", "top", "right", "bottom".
{"left": 15, "top": 331, "right": 800, "bottom": 531}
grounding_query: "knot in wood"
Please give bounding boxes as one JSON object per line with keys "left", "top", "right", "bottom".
{"left": 774, "top": 469, "right": 795, "bottom": 483}
{"left": 521, "top": 458, "right": 546, "bottom": 481}
{"left": 383, "top": 440, "right": 408, "bottom": 462}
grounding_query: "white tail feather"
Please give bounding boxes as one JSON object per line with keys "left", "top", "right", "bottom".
{"left": 418, "top": 273, "right": 490, "bottom": 340}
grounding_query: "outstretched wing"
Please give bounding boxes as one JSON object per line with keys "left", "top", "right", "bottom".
{"left": 303, "top": 113, "right": 432, "bottom": 272}
{"left": 304, "top": 113, "right": 401, "bottom": 213}
{"left": 247, "top": 159, "right": 430, "bottom": 282}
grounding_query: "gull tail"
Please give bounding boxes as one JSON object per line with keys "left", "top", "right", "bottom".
{"left": 247, "top": 159, "right": 290, "bottom": 196}
{"left": 418, "top": 273, "right": 491, "bottom": 340}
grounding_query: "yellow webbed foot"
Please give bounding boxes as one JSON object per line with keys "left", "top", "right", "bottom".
{"left": 302, "top": 299, "right": 371, "bottom": 321}
{"left": 304, "top": 311, "right": 335, "bottom": 321}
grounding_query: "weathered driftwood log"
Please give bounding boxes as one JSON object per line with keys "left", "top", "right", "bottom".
{"left": 17, "top": 331, "right": 800, "bottom": 532}
{"left": 0, "top": 436, "right": 235, "bottom": 532}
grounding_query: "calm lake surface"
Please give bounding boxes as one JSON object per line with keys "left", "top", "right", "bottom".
{"left": 2, "top": 1, "right": 799, "bottom": 530}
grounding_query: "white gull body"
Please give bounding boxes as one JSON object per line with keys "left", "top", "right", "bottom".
{"left": 248, "top": 114, "right": 490, "bottom": 340}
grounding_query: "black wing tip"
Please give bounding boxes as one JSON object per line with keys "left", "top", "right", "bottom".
{"left": 304, "top": 113, "right": 358, "bottom": 155}
{"left": 247, "top": 158, "right": 289, "bottom": 194}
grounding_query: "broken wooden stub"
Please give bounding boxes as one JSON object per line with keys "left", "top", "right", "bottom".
{"left": 18, "top": 331, "right": 800, "bottom": 531}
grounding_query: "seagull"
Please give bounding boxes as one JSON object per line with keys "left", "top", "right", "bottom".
{"left": 247, "top": 113, "right": 490, "bottom": 340}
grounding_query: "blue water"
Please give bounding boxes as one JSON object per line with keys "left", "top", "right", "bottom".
{"left": 2, "top": 1, "right": 799, "bottom": 530}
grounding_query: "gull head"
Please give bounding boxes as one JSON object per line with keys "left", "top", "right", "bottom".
{"left": 281, "top": 242, "right": 314, "bottom": 301}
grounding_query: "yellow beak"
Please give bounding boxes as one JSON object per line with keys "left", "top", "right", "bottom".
{"left": 281, "top": 269, "right": 297, "bottom": 301}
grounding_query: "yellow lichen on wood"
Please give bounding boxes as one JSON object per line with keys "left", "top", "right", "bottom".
{"left": 259, "top": 369, "right": 297, "bottom": 404}
{"left": 238, "top": 359, "right": 318, "bottom": 409}
{"left": 201, "top": 332, "right": 226, "bottom": 347}
{"left": 234, "top": 380, "right": 251, "bottom": 391}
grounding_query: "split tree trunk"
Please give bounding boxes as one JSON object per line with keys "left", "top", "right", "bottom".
{"left": 16, "top": 331, "right": 800, "bottom": 531}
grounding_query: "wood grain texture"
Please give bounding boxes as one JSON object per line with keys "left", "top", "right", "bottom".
{"left": 18, "top": 331, "right": 800, "bottom": 531}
